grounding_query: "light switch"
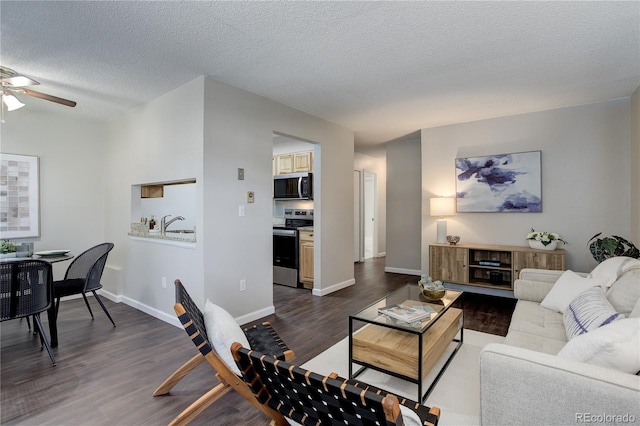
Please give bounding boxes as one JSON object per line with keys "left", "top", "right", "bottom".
{"left": 237, "top": 168, "right": 244, "bottom": 180}
{"left": 239, "top": 205, "right": 245, "bottom": 217}
{"left": 247, "top": 191, "right": 255, "bottom": 203}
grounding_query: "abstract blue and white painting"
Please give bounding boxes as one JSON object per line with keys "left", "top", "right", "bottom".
{"left": 455, "top": 151, "right": 541, "bottom": 213}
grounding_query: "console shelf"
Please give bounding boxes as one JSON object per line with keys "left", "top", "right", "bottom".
{"left": 429, "top": 243, "right": 565, "bottom": 290}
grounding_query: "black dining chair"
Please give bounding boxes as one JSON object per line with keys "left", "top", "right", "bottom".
{"left": 53, "top": 242, "right": 116, "bottom": 327}
{"left": 1, "top": 259, "right": 57, "bottom": 365}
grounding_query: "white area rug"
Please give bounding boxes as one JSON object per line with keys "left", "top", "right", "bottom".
{"left": 302, "top": 329, "right": 505, "bottom": 426}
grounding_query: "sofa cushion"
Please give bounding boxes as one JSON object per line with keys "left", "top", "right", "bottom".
{"left": 605, "top": 268, "right": 640, "bottom": 316}
{"left": 505, "top": 300, "right": 567, "bottom": 354}
{"left": 630, "top": 298, "right": 640, "bottom": 318}
{"left": 540, "top": 270, "right": 603, "bottom": 313}
{"left": 563, "top": 287, "right": 624, "bottom": 340}
{"left": 557, "top": 318, "right": 640, "bottom": 374}
{"left": 503, "top": 329, "right": 567, "bottom": 355}
{"left": 588, "top": 256, "right": 640, "bottom": 289}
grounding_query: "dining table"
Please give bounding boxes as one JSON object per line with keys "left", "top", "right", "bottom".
{"left": 0, "top": 252, "right": 74, "bottom": 347}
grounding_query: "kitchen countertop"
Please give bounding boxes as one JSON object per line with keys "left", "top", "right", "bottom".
{"left": 128, "top": 222, "right": 196, "bottom": 243}
{"left": 297, "top": 226, "right": 314, "bottom": 232}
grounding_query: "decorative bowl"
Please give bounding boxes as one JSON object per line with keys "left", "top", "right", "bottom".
{"left": 446, "top": 235, "right": 460, "bottom": 245}
{"left": 422, "top": 289, "right": 446, "bottom": 301}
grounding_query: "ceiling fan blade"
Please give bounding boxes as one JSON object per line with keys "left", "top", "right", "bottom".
{"left": 0, "top": 66, "right": 39, "bottom": 87}
{"left": 19, "top": 88, "right": 76, "bottom": 107}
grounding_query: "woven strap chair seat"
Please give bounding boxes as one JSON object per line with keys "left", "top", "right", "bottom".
{"left": 243, "top": 322, "right": 291, "bottom": 360}
{"left": 231, "top": 344, "right": 440, "bottom": 426}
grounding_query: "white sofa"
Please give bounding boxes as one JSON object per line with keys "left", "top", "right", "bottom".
{"left": 479, "top": 260, "right": 640, "bottom": 425}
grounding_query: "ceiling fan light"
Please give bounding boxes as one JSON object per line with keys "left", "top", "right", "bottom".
{"left": 3, "top": 75, "right": 38, "bottom": 87}
{"left": 2, "top": 93, "right": 25, "bottom": 111}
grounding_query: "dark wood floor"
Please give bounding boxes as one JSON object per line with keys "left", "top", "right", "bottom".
{"left": 1, "top": 257, "right": 515, "bottom": 425}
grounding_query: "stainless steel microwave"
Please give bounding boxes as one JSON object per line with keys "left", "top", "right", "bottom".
{"left": 273, "top": 172, "right": 313, "bottom": 200}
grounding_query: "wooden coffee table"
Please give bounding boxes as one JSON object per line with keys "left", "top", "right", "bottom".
{"left": 349, "top": 285, "right": 463, "bottom": 402}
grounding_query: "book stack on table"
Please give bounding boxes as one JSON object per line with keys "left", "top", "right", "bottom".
{"left": 378, "top": 303, "right": 435, "bottom": 324}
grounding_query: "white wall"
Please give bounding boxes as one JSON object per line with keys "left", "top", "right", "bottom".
{"left": 1, "top": 110, "right": 106, "bottom": 280}
{"left": 104, "top": 77, "right": 205, "bottom": 322}
{"left": 631, "top": 87, "right": 640, "bottom": 245}
{"left": 354, "top": 150, "right": 387, "bottom": 257}
{"left": 272, "top": 136, "right": 315, "bottom": 156}
{"left": 3, "top": 74, "right": 355, "bottom": 326}
{"left": 202, "top": 77, "right": 354, "bottom": 320}
{"left": 422, "top": 98, "right": 632, "bottom": 274}
{"left": 386, "top": 136, "right": 422, "bottom": 274}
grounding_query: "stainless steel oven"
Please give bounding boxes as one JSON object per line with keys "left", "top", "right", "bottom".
{"left": 273, "top": 209, "right": 313, "bottom": 288}
{"left": 273, "top": 228, "right": 298, "bottom": 287}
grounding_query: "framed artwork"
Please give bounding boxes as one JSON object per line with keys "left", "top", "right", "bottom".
{"left": 0, "top": 153, "right": 40, "bottom": 238}
{"left": 455, "top": 150, "right": 542, "bottom": 213}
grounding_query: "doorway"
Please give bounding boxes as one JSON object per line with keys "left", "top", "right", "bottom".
{"left": 353, "top": 170, "right": 362, "bottom": 262}
{"left": 363, "top": 171, "right": 376, "bottom": 259}
{"left": 354, "top": 169, "right": 377, "bottom": 262}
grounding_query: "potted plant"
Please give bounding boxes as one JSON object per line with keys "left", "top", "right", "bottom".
{"left": 587, "top": 233, "right": 639, "bottom": 263}
{"left": 526, "top": 228, "right": 567, "bottom": 250}
{"left": 0, "top": 240, "right": 17, "bottom": 259}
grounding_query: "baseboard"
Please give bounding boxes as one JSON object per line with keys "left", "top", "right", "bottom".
{"left": 312, "top": 278, "right": 355, "bottom": 296}
{"left": 384, "top": 267, "right": 421, "bottom": 276}
{"left": 235, "top": 306, "right": 276, "bottom": 326}
{"left": 117, "top": 294, "right": 182, "bottom": 328}
{"left": 57, "top": 290, "right": 181, "bottom": 328}
{"left": 98, "top": 289, "right": 274, "bottom": 328}
{"left": 98, "top": 289, "right": 122, "bottom": 303}
{"left": 376, "top": 252, "right": 386, "bottom": 258}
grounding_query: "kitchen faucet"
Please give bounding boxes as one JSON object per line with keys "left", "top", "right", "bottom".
{"left": 160, "top": 215, "right": 185, "bottom": 236}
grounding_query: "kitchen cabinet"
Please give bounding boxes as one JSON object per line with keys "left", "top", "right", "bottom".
{"left": 293, "top": 151, "right": 313, "bottom": 173}
{"left": 141, "top": 185, "right": 164, "bottom": 198}
{"left": 273, "top": 151, "right": 313, "bottom": 175}
{"left": 299, "top": 229, "right": 314, "bottom": 289}
{"left": 276, "top": 154, "right": 294, "bottom": 174}
{"left": 429, "top": 243, "right": 565, "bottom": 291}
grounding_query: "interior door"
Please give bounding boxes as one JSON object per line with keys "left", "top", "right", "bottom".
{"left": 364, "top": 171, "right": 376, "bottom": 259}
{"left": 353, "top": 170, "right": 363, "bottom": 262}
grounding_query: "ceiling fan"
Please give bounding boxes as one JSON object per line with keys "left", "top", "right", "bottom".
{"left": 1, "top": 66, "right": 76, "bottom": 111}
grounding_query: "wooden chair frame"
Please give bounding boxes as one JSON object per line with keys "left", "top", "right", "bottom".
{"left": 153, "top": 279, "right": 294, "bottom": 426}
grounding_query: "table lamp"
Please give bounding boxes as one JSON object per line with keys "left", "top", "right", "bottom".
{"left": 430, "top": 197, "right": 455, "bottom": 244}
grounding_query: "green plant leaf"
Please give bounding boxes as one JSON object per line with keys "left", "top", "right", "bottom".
{"left": 587, "top": 232, "right": 639, "bottom": 263}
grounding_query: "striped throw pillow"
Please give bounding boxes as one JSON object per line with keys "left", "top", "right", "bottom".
{"left": 563, "top": 287, "right": 624, "bottom": 340}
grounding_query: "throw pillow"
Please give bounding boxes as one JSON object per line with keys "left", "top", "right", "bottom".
{"left": 629, "top": 298, "right": 640, "bottom": 319}
{"left": 557, "top": 318, "right": 640, "bottom": 374}
{"left": 563, "top": 287, "right": 624, "bottom": 340}
{"left": 540, "top": 270, "right": 603, "bottom": 313}
{"left": 588, "top": 256, "right": 640, "bottom": 290}
{"left": 203, "top": 299, "right": 250, "bottom": 376}
{"left": 398, "top": 405, "right": 423, "bottom": 426}
{"left": 605, "top": 269, "right": 640, "bottom": 316}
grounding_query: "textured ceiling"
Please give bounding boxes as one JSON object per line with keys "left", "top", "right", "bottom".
{"left": 1, "top": 1, "right": 639, "bottom": 147}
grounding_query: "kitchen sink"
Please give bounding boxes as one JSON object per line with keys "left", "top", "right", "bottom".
{"left": 165, "top": 229, "right": 195, "bottom": 234}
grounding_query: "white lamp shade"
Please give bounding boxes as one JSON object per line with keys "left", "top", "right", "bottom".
{"left": 2, "top": 93, "right": 25, "bottom": 111}
{"left": 430, "top": 197, "right": 455, "bottom": 217}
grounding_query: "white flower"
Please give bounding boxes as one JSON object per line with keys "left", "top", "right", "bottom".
{"left": 526, "top": 228, "right": 568, "bottom": 246}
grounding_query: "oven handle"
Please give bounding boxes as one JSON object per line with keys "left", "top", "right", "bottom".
{"left": 273, "top": 229, "right": 297, "bottom": 237}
